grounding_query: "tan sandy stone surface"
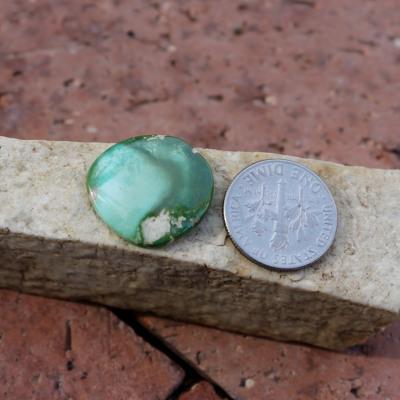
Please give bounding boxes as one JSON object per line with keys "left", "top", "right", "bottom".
{"left": 0, "top": 136, "right": 400, "bottom": 350}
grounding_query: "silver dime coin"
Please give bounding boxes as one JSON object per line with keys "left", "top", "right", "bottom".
{"left": 223, "top": 159, "right": 338, "bottom": 270}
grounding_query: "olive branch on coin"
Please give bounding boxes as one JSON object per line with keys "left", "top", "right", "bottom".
{"left": 285, "top": 188, "right": 320, "bottom": 242}
{"left": 245, "top": 182, "right": 321, "bottom": 250}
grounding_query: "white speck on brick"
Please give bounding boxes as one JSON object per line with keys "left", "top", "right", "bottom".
{"left": 167, "top": 45, "right": 177, "bottom": 53}
{"left": 236, "top": 345, "right": 243, "bottom": 353}
{"left": 86, "top": 126, "right": 98, "bottom": 134}
{"left": 141, "top": 209, "right": 171, "bottom": 244}
{"left": 265, "top": 95, "right": 277, "bottom": 106}
{"left": 245, "top": 379, "right": 255, "bottom": 389}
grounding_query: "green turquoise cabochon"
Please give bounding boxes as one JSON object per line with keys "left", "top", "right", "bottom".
{"left": 87, "top": 135, "right": 214, "bottom": 247}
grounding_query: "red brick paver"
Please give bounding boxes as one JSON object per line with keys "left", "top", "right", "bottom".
{"left": 0, "top": 290, "right": 183, "bottom": 400}
{"left": 179, "top": 381, "right": 222, "bottom": 400}
{"left": 140, "top": 316, "right": 400, "bottom": 400}
{"left": 0, "top": 0, "right": 399, "bottom": 168}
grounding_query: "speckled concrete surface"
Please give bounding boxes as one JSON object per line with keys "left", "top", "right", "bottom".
{"left": 1, "top": 0, "right": 400, "bottom": 398}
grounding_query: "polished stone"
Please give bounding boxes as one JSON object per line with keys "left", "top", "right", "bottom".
{"left": 86, "top": 135, "right": 214, "bottom": 247}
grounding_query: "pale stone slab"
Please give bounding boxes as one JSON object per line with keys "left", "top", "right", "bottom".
{"left": 0, "top": 136, "right": 399, "bottom": 350}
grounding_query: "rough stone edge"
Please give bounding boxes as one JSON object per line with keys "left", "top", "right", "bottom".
{"left": 0, "top": 230, "right": 396, "bottom": 350}
{"left": 0, "top": 136, "right": 399, "bottom": 350}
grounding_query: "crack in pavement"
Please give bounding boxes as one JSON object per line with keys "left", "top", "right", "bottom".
{"left": 111, "top": 308, "right": 233, "bottom": 400}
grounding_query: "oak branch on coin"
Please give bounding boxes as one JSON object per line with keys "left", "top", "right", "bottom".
{"left": 0, "top": 136, "right": 399, "bottom": 350}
